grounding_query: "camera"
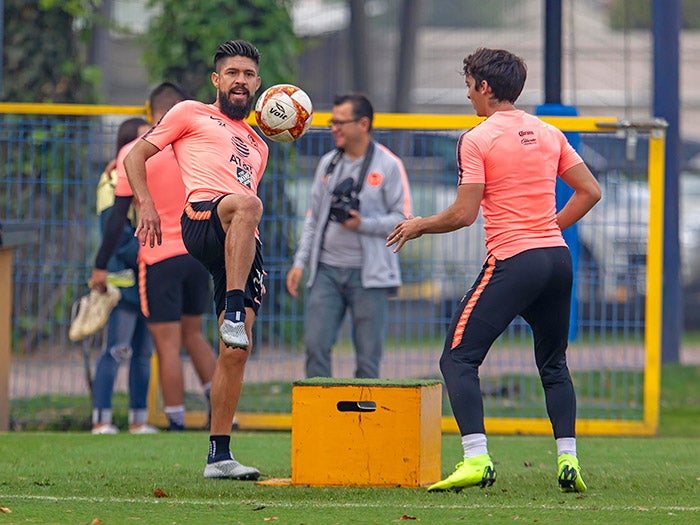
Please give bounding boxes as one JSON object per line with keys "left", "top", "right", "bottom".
{"left": 329, "top": 177, "right": 360, "bottom": 222}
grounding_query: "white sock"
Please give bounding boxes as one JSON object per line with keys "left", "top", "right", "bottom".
{"left": 92, "top": 408, "right": 112, "bottom": 426}
{"left": 461, "top": 433, "right": 488, "bottom": 458}
{"left": 556, "top": 437, "right": 577, "bottom": 457}
{"left": 202, "top": 382, "right": 212, "bottom": 400}
{"left": 164, "top": 405, "right": 185, "bottom": 427}
{"left": 129, "top": 409, "right": 148, "bottom": 425}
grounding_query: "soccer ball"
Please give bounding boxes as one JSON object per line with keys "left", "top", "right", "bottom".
{"left": 254, "top": 84, "right": 314, "bottom": 142}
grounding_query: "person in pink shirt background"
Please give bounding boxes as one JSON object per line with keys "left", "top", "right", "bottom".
{"left": 124, "top": 39, "right": 267, "bottom": 481}
{"left": 388, "top": 47, "right": 601, "bottom": 494}
{"left": 91, "top": 82, "right": 217, "bottom": 433}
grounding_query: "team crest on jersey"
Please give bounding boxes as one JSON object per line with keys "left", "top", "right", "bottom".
{"left": 231, "top": 136, "right": 250, "bottom": 157}
{"left": 237, "top": 167, "right": 252, "bottom": 188}
{"left": 367, "top": 172, "right": 383, "bottom": 187}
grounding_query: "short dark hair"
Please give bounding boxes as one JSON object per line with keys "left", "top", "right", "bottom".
{"left": 213, "top": 40, "right": 261, "bottom": 71}
{"left": 116, "top": 117, "right": 148, "bottom": 153}
{"left": 333, "top": 93, "right": 374, "bottom": 131}
{"left": 462, "top": 48, "right": 527, "bottom": 103}
{"left": 148, "top": 81, "right": 189, "bottom": 117}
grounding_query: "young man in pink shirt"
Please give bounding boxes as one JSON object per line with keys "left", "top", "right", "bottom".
{"left": 124, "top": 40, "right": 268, "bottom": 480}
{"left": 388, "top": 48, "right": 601, "bottom": 493}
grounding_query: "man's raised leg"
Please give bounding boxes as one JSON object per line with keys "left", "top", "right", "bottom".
{"left": 215, "top": 194, "right": 262, "bottom": 349}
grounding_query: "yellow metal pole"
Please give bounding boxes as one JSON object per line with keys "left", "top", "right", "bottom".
{"left": 0, "top": 103, "right": 145, "bottom": 116}
{"left": 643, "top": 129, "right": 666, "bottom": 435}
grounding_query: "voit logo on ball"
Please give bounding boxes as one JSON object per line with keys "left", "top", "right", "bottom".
{"left": 255, "top": 84, "right": 314, "bottom": 143}
{"left": 268, "top": 101, "right": 291, "bottom": 121}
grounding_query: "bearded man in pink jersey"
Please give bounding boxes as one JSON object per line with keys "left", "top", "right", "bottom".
{"left": 124, "top": 40, "right": 267, "bottom": 480}
{"left": 388, "top": 48, "right": 601, "bottom": 493}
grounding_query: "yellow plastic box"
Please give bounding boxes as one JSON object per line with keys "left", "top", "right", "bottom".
{"left": 291, "top": 378, "right": 442, "bottom": 487}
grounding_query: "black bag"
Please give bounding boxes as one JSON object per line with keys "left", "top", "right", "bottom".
{"left": 327, "top": 142, "right": 375, "bottom": 223}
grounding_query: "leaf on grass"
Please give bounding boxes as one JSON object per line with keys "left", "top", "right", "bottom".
{"left": 91, "top": 519, "right": 102, "bottom": 524}
{"left": 398, "top": 515, "right": 417, "bottom": 521}
{"left": 253, "top": 505, "right": 267, "bottom": 511}
{"left": 153, "top": 488, "right": 168, "bottom": 498}
{"left": 263, "top": 518, "right": 278, "bottom": 521}
{"left": 0, "top": 507, "right": 11, "bottom": 513}
{"left": 523, "top": 461, "right": 533, "bottom": 467}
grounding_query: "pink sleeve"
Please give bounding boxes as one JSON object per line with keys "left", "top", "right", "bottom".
{"left": 457, "top": 131, "right": 486, "bottom": 185}
{"left": 114, "top": 142, "right": 134, "bottom": 197}
{"left": 141, "top": 100, "right": 191, "bottom": 151}
{"left": 558, "top": 133, "right": 584, "bottom": 174}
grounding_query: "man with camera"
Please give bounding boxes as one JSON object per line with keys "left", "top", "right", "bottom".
{"left": 286, "top": 93, "right": 412, "bottom": 378}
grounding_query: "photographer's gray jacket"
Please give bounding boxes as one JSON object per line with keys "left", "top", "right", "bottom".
{"left": 292, "top": 141, "right": 412, "bottom": 289}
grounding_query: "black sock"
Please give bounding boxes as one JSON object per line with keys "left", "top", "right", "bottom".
{"left": 208, "top": 435, "right": 232, "bottom": 463}
{"left": 224, "top": 290, "right": 246, "bottom": 322}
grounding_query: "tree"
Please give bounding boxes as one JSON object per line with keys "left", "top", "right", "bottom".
{"left": 2, "top": 0, "right": 100, "bottom": 103}
{"left": 141, "top": 0, "right": 300, "bottom": 102}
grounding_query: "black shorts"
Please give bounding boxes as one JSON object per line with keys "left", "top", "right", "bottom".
{"left": 139, "top": 254, "right": 212, "bottom": 323}
{"left": 181, "top": 199, "right": 264, "bottom": 317}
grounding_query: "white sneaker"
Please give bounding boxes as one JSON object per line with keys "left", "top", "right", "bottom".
{"left": 129, "top": 424, "right": 159, "bottom": 435}
{"left": 91, "top": 424, "right": 119, "bottom": 435}
{"left": 82, "top": 285, "right": 121, "bottom": 336}
{"left": 69, "top": 285, "right": 121, "bottom": 341}
{"left": 219, "top": 319, "right": 249, "bottom": 349}
{"left": 68, "top": 295, "right": 91, "bottom": 342}
{"left": 203, "top": 458, "right": 260, "bottom": 480}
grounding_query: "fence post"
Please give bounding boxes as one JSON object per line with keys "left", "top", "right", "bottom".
{"left": 0, "top": 247, "right": 13, "bottom": 431}
{"left": 0, "top": 222, "right": 41, "bottom": 431}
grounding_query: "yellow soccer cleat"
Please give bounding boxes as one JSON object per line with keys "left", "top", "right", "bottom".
{"left": 558, "top": 453, "right": 587, "bottom": 493}
{"left": 428, "top": 454, "right": 496, "bottom": 492}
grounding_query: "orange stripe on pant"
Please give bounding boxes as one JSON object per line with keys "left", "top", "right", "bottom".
{"left": 138, "top": 260, "right": 150, "bottom": 318}
{"left": 184, "top": 203, "right": 212, "bottom": 221}
{"left": 451, "top": 255, "right": 496, "bottom": 350}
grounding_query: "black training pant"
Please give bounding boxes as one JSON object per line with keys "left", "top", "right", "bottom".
{"left": 440, "top": 246, "right": 577, "bottom": 439}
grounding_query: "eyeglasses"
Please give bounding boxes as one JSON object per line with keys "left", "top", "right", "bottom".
{"left": 328, "top": 118, "right": 360, "bottom": 127}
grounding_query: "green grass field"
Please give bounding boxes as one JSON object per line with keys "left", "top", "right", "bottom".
{"left": 0, "top": 433, "right": 698, "bottom": 524}
{"left": 1, "top": 364, "right": 698, "bottom": 524}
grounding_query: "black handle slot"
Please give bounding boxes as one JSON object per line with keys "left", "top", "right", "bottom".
{"left": 336, "top": 401, "right": 377, "bottom": 412}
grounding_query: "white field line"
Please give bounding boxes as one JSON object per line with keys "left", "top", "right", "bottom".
{"left": 1, "top": 494, "right": 698, "bottom": 513}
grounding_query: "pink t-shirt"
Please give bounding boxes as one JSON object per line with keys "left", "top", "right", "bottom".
{"left": 115, "top": 139, "right": 187, "bottom": 265}
{"left": 457, "top": 109, "right": 583, "bottom": 260}
{"left": 142, "top": 100, "right": 268, "bottom": 203}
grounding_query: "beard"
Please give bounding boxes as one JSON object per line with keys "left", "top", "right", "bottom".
{"left": 218, "top": 88, "right": 254, "bottom": 121}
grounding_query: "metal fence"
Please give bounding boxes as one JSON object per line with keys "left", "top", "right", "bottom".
{"left": 0, "top": 105, "right": 663, "bottom": 435}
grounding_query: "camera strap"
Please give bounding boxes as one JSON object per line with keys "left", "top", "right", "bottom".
{"left": 327, "top": 140, "right": 375, "bottom": 194}
{"left": 353, "top": 140, "right": 375, "bottom": 194}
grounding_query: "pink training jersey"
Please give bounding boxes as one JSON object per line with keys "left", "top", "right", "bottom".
{"left": 115, "top": 139, "right": 188, "bottom": 265}
{"left": 142, "top": 100, "right": 268, "bottom": 203}
{"left": 457, "top": 109, "right": 584, "bottom": 260}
